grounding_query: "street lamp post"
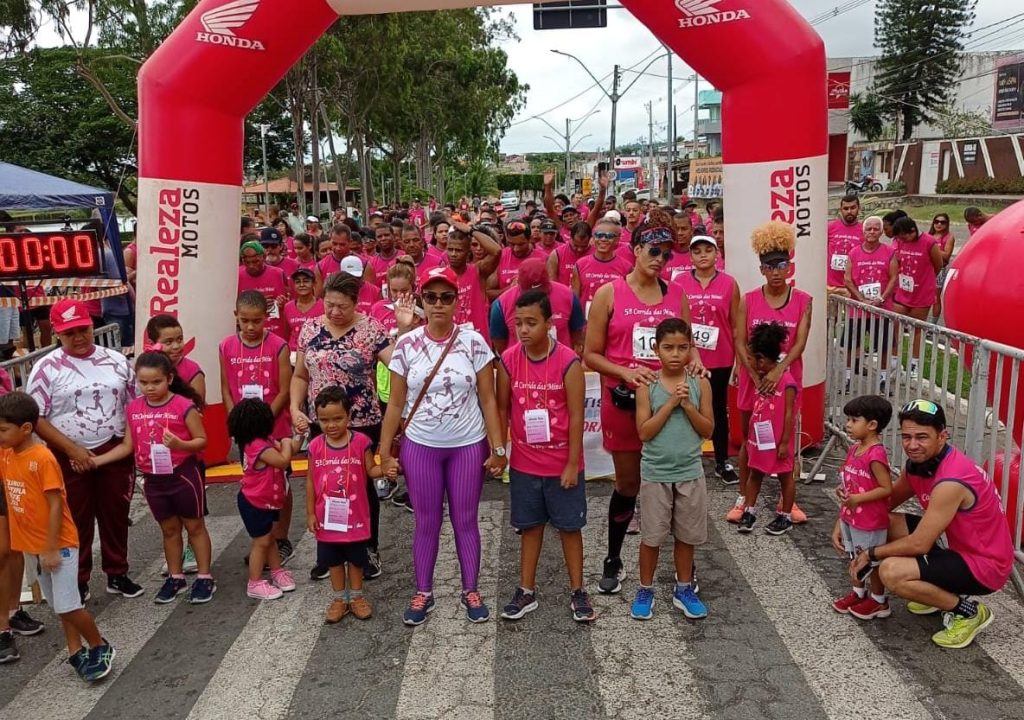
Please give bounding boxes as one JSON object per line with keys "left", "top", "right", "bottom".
{"left": 533, "top": 108, "right": 601, "bottom": 196}
{"left": 260, "top": 124, "right": 270, "bottom": 215}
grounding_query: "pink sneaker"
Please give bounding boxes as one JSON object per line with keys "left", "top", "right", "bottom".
{"left": 247, "top": 579, "right": 283, "bottom": 600}
{"left": 726, "top": 499, "right": 745, "bottom": 523}
{"left": 776, "top": 502, "right": 808, "bottom": 523}
{"left": 271, "top": 568, "right": 296, "bottom": 592}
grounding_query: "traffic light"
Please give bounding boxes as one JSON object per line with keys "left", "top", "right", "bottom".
{"left": 533, "top": 2, "right": 608, "bottom": 30}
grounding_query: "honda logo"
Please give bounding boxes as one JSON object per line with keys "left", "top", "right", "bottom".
{"left": 195, "top": 0, "right": 265, "bottom": 51}
{"left": 675, "top": 0, "right": 751, "bottom": 28}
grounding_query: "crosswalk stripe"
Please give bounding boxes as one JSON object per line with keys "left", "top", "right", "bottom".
{"left": 185, "top": 533, "right": 322, "bottom": 720}
{"left": 3, "top": 516, "right": 242, "bottom": 720}
{"left": 708, "top": 490, "right": 934, "bottom": 720}
{"left": 394, "top": 499, "right": 503, "bottom": 720}
{"left": 583, "top": 496, "right": 712, "bottom": 719}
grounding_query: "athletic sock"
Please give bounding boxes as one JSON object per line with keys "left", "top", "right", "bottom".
{"left": 853, "top": 586, "right": 867, "bottom": 599}
{"left": 954, "top": 596, "right": 978, "bottom": 618}
{"left": 607, "top": 491, "right": 637, "bottom": 559}
{"left": 520, "top": 586, "right": 536, "bottom": 596}
{"left": 349, "top": 589, "right": 363, "bottom": 599}
{"left": 675, "top": 582, "right": 691, "bottom": 594}
{"left": 870, "top": 592, "right": 887, "bottom": 604}
{"left": 171, "top": 573, "right": 186, "bottom": 580}
{"left": 334, "top": 592, "right": 347, "bottom": 603}
{"left": 746, "top": 505, "right": 757, "bottom": 516}
{"left": 197, "top": 573, "right": 213, "bottom": 580}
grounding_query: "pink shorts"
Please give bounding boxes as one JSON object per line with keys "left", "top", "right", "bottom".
{"left": 601, "top": 385, "right": 642, "bottom": 453}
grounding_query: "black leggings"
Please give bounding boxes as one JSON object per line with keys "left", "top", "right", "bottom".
{"left": 709, "top": 367, "right": 732, "bottom": 466}
{"left": 309, "top": 421, "right": 382, "bottom": 551}
{"left": 845, "top": 315, "right": 892, "bottom": 360}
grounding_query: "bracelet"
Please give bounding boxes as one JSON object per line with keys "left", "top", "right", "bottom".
{"left": 868, "top": 546, "right": 878, "bottom": 562}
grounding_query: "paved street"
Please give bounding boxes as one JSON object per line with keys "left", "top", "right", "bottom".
{"left": 2, "top": 463, "right": 1024, "bottom": 720}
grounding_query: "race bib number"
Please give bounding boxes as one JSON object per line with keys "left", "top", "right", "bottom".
{"left": 323, "top": 496, "right": 351, "bottom": 532}
{"left": 149, "top": 443, "right": 174, "bottom": 475}
{"left": 692, "top": 323, "right": 719, "bottom": 351}
{"left": 830, "top": 254, "right": 849, "bottom": 272}
{"left": 899, "top": 274, "right": 915, "bottom": 293}
{"left": 753, "top": 420, "right": 776, "bottom": 451}
{"left": 631, "top": 325, "right": 657, "bottom": 361}
{"left": 524, "top": 408, "right": 552, "bottom": 445}
{"left": 858, "top": 282, "right": 882, "bottom": 300}
{"left": 242, "top": 384, "right": 264, "bottom": 400}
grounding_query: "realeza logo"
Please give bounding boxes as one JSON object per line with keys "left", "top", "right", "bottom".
{"left": 195, "top": 0, "right": 265, "bottom": 51}
{"left": 675, "top": 0, "right": 751, "bottom": 28}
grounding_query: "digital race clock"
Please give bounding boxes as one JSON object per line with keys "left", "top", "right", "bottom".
{"left": 0, "top": 231, "right": 104, "bottom": 280}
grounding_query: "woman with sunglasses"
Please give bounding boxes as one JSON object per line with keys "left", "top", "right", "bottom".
{"left": 583, "top": 223, "right": 697, "bottom": 595}
{"left": 381, "top": 266, "right": 506, "bottom": 626}
{"left": 572, "top": 217, "right": 635, "bottom": 308}
{"left": 928, "top": 213, "right": 955, "bottom": 322}
{"left": 729, "top": 221, "right": 812, "bottom": 526}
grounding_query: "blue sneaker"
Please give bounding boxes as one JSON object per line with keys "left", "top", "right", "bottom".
{"left": 189, "top": 578, "right": 216, "bottom": 604}
{"left": 403, "top": 593, "right": 435, "bottom": 626}
{"left": 630, "top": 586, "right": 655, "bottom": 620}
{"left": 461, "top": 590, "right": 490, "bottom": 623}
{"left": 673, "top": 584, "right": 708, "bottom": 619}
{"left": 154, "top": 576, "right": 187, "bottom": 604}
{"left": 83, "top": 640, "right": 116, "bottom": 682}
{"left": 67, "top": 647, "right": 89, "bottom": 679}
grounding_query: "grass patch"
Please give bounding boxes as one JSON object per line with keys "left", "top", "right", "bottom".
{"left": 901, "top": 202, "right": 1006, "bottom": 224}
{"left": 900, "top": 334, "right": 972, "bottom": 400}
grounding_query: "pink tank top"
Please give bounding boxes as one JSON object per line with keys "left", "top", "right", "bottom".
{"left": 241, "top": 437, "right": 287, "bottom": 510}
{"left": 175, "top": 357, "right": 204, "bottom": 386}
{"left": 357, "top": 282, "right": 381, "bottom": 314}
{"left": 893, "top": 233, "right": 938, "bottom": 308}
{"left": 453, "top": 266, "right": 491, "bottom": 342}
{"left": 603, "top": 278, "right": 685, "bottom": 388}
{"left": 497, "top": 282, "right": 576, "bottom": 348}
{"left": 662, "top": 251, "right": 695, "bottom": 283}
{"left": 317, "top": 253, "right": 349, "bottom": 278}
{"left": 497, "top": 246, "right": 547, "bottom": 291}
{"left": 368, "top": 252, "right": 400, "bottom": 294}
{"left": 576, "top": 254, "right": 634, "bottom": 306}
{"left": 126, "top": 394, "right": 199, "bottom": 473}
{"left": 219, "top": 332, "right": 291, "bottom": 439}
{"left": 839, "top": 443, "right": 890, "bottom": 531}
{"left": 746, "top": 370, "right": 799, "bottom": 475}
{"left": 237, "top": 265, "right": 288, "bottom": 339}
{"left": 676, "top": 270, "right": 737, "bottom": 370}
{"left": 369, "top": 300, "right": 399, "bottom": 338}
{"left": 827, "top": 218, "right": 862, "bottom": 287}
{"left": 745, "top": 287, "right": 811, "bottom": 387}
{"left": 308, "top": 432, "right": 372, "bottom": 543}
{"left": 907, "top": 446, "right": 1014, "bottom": 592}
{"left": 554, "top": 243, "right": 593, "bottom": 286}
{"left": 295, "top": 256, "right": 318, "bottom": 272}
{"left": 848, "top": 243, "right": 894, "bottom": 313}
{"left": 268, "top": 257, "right": 299, "bottom": 295}
{"left": 283, "top": 299, "right": 324, "bottom": 351}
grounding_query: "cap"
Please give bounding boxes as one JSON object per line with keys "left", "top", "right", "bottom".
{"left": 517, "top": 258, "right": 550, "bottom": 290}
{"left": 689, "top": 234, "right": 717, "bottom": 249}
{"left": 50, "top": 299, "right": 93, "bottom": 333}
{"left": 759, "top": 250, "right": 791, "bottom": 266}
{"left": 291, "top": 266, "right": 316, "bottom": 280}
{"left": 419, "top": 265, "right": 459, "bottom": 291}
{"left": 306, "top": 215, "right": 320, "bottom": 223}
{"left": 369, "top": 211, "right": 384, "bottom": 218}
{"left": 339, "top": 256, "right": 364, "bottom": 276}
{"left": 680, "top": 195, "right": 697, "bottom": 208}
{"left": 259, "top": 227, "right": 282, "bottom": 245}
{"left": 603, "top": 210, "right": 622, "bottom": 223}
{"left": 560, "top": 205, "right": 579, "bottom": 217}
{"left": 636, "top": 226, "right": 675, "bottom": 245}
{"left": 540, "top": 220, "right": 558, "bottom": 233}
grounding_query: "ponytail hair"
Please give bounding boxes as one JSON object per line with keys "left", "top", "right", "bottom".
{"left": 135, "top": 351, "right": 206, "bottom": 410}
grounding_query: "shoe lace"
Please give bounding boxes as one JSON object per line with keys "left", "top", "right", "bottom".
{"left": 410, "top": 593, "right": 430, "bottom": 611}
{"left": 464, "top": 590, "right": 483, "bottom": 609}
{"left": 637, "top": 587, "right": 655, "bottom": 603}
{"left": 573, "top": 591, "right": 592, "bottom": 612}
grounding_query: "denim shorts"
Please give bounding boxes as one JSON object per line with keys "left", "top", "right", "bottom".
{"left": 237, "top": 491, "right": 280, "bottom": 539}
{"left": 509, "top": 468, "right": 586, "bottom": 531}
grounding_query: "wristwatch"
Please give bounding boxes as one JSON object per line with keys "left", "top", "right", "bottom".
{"left": 867, "top": 546, "right": 878, "bottom": 562}
{"left": 491, "top": 446, "right": 507, "bottom": 458}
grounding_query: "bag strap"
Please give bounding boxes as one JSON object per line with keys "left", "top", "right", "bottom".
{"left": 401, "top": 327, "right": 460, "bottom": 434}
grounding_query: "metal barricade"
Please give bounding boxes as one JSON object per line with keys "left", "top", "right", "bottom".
{"left": 1, "top": 324, "right": 123, "bottom": 390}
{"left": 819, "top": 295, "right": 1024, "bottom": 594}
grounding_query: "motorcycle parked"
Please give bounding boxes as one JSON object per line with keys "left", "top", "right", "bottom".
{"left": 845, "top": 175, "right": 884, "bottom": 194}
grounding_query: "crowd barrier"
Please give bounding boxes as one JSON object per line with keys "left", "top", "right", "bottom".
{"left": 0, "top": 324, "right": 123, "bottom": 390}
{"left": 817, "top": 295, "right": 1024, "bottom": 595}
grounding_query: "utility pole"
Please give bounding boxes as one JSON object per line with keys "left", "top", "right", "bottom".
{"left": 693, "top": 73, "right": 700, "bottom": 158}
{"left": 609, "top": 64, "right": 620, "bottom": 173}
{"left": 665, "top": 48, "right": 674, "bottom": 202}
{"left": 646, "top": 102, "right": 654, "bottom": 199}
{"left": 565, "top": 117, "right": 572, "bottom": 195}
{"left": 260, "top": 124, "right": 270, "bottom": 214}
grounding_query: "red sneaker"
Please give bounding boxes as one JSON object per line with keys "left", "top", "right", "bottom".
{"left": 776, "top": 502, "right": 808, "bottom": 523}
{"left": 832, "top": 590, "right": 862, "bottom": 614}
{"left": 849, "top": 596, "right": 891, "bottom": 620}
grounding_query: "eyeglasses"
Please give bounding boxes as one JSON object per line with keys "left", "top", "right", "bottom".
{"left": 646, "top": 245, "right": 673, "bottom": 261}
{"left": 760, "top": 261, "right": 791, "bottom": 272}
{"left": 901, "top": 399, "right": 940, "bottom": 415}
{"left": 421, "top": 291, "right": 458, "bottom": 306}
{"left": 594, "top": 231, "right": 618, "bottom": 240}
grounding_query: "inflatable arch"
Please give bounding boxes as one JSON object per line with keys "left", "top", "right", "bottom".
{"left": 136, "top": 0, "right": 827, "bottom": 463}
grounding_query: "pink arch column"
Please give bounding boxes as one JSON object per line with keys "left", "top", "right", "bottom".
{"left": 137, "top": 0, "right": 827, "bottom": 463}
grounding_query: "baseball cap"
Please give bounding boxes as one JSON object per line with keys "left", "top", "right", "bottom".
{"left": 419, "top": 265, "right": 459, "bottom": 291}
{"left": 517, "top": 258, "right": 550, "bottom": 290}
{"left": 603, "top": 210, "right": 622, "bottom": 223}
{"left": 291, "top": 266, "right": 316, "bottom": 280}
{"left": 680, "top": 195, "right": 697, "bottom": 208}
{"left": 50, "top": 299, "right": 93, "bottom": 334}
{"left": 340, "top": 256, "right": 364, "bottom": 276}
{"left": 689, "top": 234, "right": 717, "bottom": 249}
{"left": 540, "top": 220, "right": 558, "bottom": 233}
{"left": 259, "top": 227, "right": 282, "bottom": 245}
{"left": 560, "top": 205, "right": 579, "bottom": 217}
{"left": 306, "top": 215, "right": 320, "bottom": 223}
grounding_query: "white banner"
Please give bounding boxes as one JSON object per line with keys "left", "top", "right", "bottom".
{"left": 584, "top": 371, "right": 615, "bottom": 480}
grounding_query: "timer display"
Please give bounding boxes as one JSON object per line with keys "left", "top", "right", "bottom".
{"left": 0, "top": 231, "right": 103, "bottom": 280}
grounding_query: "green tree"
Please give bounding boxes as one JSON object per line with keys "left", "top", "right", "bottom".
{"left": 873, "top": 0, "right": 977, "bottom": 140}
{"left": 934, "top": 106, "right": 991, "bottom": 138}
{"left": 849, "top": 92, "right": 887, "bottom": 141}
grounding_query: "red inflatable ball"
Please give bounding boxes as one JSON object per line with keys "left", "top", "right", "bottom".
{"left": 986, "top": 449, "right": 1024, "bottom": 545}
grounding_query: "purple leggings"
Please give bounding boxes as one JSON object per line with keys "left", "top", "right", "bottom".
{"left": 400, "top": 437, "right": 489, "bottom": 593}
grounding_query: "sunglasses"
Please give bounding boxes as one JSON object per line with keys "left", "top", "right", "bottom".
{"left": 760, "top": 261, "right": 791, "bottom": 272}
{"left": 421, "top": 291, "right": 458, "bottom": 306}
{"left": 646, "top": 245, "right": 673, "bottom": 261}
{"left": 934, "top": 219, "right": 948, "bottom": 225}
{"left": 594, "top": 231, "right": 618, "bottom": 240}
{"left": 902, "top": 399, "right": 940, "bottom": 415}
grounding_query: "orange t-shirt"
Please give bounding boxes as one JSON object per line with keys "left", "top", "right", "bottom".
{"left": 1, "top": 444, "right": 78, "bottom": 554}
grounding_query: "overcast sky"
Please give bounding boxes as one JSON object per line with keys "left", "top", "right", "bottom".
{"left": 496, "top": 0, "right": 1023, "bottom": 154}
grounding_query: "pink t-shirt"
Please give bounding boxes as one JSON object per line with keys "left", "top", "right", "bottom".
{"left": 662, "top": 251, "right": 695, "bottom": 284}
{"left": 237, "top": 265, "right": 288, "bottom": 339}
{"left": 367, "top": 251, "right": 400, "bottom": 284}
{"left": 535, "top": 240, "right": 561, "bottom": 258}
{"left": 737, "top": 287, "right": 811, "bottom": 411}
{"left": 575, "top": 254, "right": 634, "bottom": 306}
{"left": 240, "top": 437, "right": 287, "bottom": 510}
{"left": 295, "top": 256, "right": 319, "bottom": 272}
{"left": 553, "top": 243, "right": 593, "bottom": 286}
{"left": 603, "top": 278, "right": 685, "bottom": 388}
{"left": 219, "top": 332, "right": 291, "bottom": 439}
{"left": 495, "top": 282, "right": 578, "bottom": 348}
{"left": 453, "top": 266, "right": 491, "bottom": 342}
{"left": 893, "top": 233, "right": 938, "bottom": 308}
{"left": 409, "top": 208, "right": 427, "bottom": 228}
{"left": 906, "top": 446, "right": 1014, "bottom": 592}
{"left": 175, "top": 357, "right": 204, "bottom": 386}
{"left": 497, "top": 246, "right": 548, "bottom": 291}
{"left": 827, "top": 218, "right": 862, "bottom": 287}
{"left": 500, "top": 342, "right": 583, "bottom": 476}
{"left": 317, "top": 252, "right": 352, "bottom": 279}
{"left": 675, "top": 270, "right": 736, "bottom": 369}
{"left": 839, "top": 443, "right": 890, "bottom": 531}
{"left": 412, "top": 246, "right": 447, "bottom": 274}
{"left": 282, "top": 298, "right": 324, "bottom": 352}
{"left": 746, "top": 370, "right": 799, "bottom": 475}
{"left": 308, "top": 432, "right": 372, "bottom": 543}
{"left": 616, "top": 236, "right": 636, "bottom": 264}
{"left": 848, "top": 243, "right": 894, "bottom": 313}
{"left": 126, "top": 394, "right": 199, "bottom": 474}
{"left": 369, "top": 300, "right": 399, "bottom": 338}
{"left": 267, "top": 256, "right": 299, "bottom": 286}
{"left": 357, "top": 282, "right": 382, "bottom": 314}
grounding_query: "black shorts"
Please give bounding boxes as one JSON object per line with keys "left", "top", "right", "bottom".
{"left": 905, "top": 514, "right": 996, "bottom": 596}
{"left": 316, "top": 540, "right": 369, "bottom": 569}
{"left": 237, "top": 492, "right": 280, "bottom": 539}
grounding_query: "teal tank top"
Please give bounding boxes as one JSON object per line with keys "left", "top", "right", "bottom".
{"left": 640, "top": 375, "right": 705, "bottom": 483}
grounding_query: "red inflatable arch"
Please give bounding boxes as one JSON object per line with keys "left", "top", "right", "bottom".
{"left": 137, "top": 0, "right": 827, "bottom": 463}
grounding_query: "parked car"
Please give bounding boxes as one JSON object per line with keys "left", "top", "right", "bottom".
{"left": 499, "top": 191, "right": 520, "bottom": 211}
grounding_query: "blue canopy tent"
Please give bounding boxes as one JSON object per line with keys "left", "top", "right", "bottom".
{"left": 0, "top": 161, "right": 129, "bottom": 278}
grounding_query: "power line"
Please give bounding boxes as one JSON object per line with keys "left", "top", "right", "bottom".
{"left": 808, "top": 0, "right": 874, "bottom": 26}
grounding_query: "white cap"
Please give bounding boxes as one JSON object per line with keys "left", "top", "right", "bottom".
{"left": 306, "top": 215, "right": 320, "bottom": 223}
{"left": 689, "top": 234, "right": 717, "bottom": 249}
{"left": 340, "top": 256, "right": 364, "bottom": 276}
{"left": 603, "top": 210, "right": 622, "bottom": 223}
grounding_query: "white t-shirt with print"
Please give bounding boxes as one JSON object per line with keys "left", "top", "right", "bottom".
{"left": 389, "top": 327, "right": 493, "bottom": 448}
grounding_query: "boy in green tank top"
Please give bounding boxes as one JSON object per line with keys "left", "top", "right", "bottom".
{"left": 631, "top": 319, "right": 714, "bottom": 621}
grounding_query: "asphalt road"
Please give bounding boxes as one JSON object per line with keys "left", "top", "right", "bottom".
{"left": 2, "top": 460, "right": 1023, "bottom": 720}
